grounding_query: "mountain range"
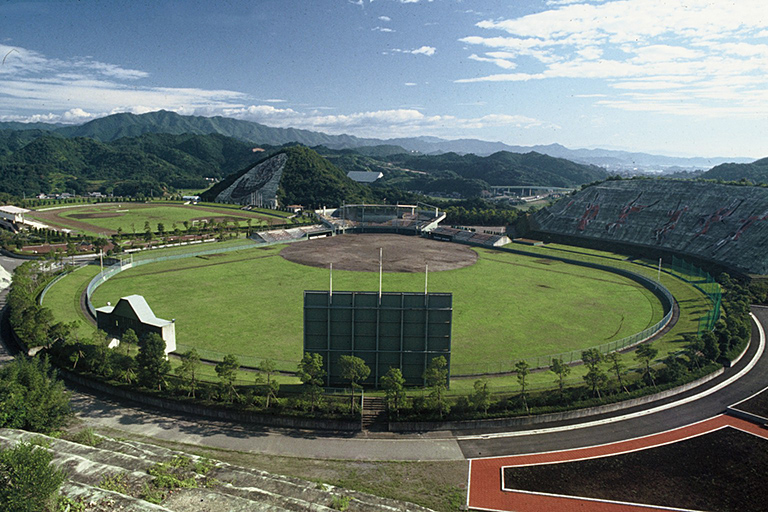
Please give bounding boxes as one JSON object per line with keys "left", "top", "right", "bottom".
{"left": 0, "top": 110, "right": 755, "bottom": 169}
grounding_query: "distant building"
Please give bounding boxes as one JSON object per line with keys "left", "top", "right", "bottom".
{"left": 96, "top": 295, "right": 176, "bottom": 355}
{"left": 346, "top": 171, "right": 383, "bottom": 183}
{"left": 286, "top": 205, "right": 303, "bottom": 213}
{"left": 182, "top": 195, "right": 200, "bottom": 202}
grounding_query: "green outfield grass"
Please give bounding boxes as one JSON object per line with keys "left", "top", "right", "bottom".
{"left": 42, "top": 238, "right": 712, "bottom": 389}
{"left": 29, "top": 201, "right": 294, "bottom": 236}
{"left": 89, "top": 243, "right": 664, "bottom": 374}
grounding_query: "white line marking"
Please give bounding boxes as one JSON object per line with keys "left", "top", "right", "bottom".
{"left": 459, "top": 312, "right": 765, "bottom": 442}
{"left": 467, "top": 414, "right": 723, "bottom": 462}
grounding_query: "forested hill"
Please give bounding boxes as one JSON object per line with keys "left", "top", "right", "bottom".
{"left": 49, "top": 110, "right": 368, "bottom": 148}
{"left": 0, "top": 131, "right": 258, "bottom": 197}
{"left": 699, "top": 157, "right": 768, "bottom": 184}
{"left": 319, "top": 147, "right": 608, "bottom": 197}
{"left": 202, "top": 146, "right": 377, "bottom": 207}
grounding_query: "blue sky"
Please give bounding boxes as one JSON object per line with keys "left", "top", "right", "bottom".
{"left": 1, "top": 0, "right": 767, "bottom": 157}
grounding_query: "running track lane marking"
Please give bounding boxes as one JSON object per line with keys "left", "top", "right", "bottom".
{"left": 467, "top": 415, "right": 768, "bottom": 512}
{"left": 458, "top": 311, "right": 765, "bottom": 442}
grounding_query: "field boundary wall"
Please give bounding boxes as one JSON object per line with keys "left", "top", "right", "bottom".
{"left": 57, "top": 368, "right": 360, "bottom": 431}
{"left": 389, "top": 367, "right": 724, "bottom": 432}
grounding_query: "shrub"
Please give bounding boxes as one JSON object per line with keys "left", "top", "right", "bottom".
{"left": 0, "top": 442, "right": 66, "bottom": 512}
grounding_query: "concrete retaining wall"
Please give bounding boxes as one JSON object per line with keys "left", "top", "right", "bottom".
{"left": 58, "top": 369, "right": 361, "bottom": 432}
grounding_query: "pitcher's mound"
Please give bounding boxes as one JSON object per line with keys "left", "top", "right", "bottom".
{"left": 280, "top": 233, "right": 477, "bottom": 272}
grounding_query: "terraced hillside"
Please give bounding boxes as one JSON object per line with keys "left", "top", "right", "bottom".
{"left": 529, "top": 179, "right": 768, "bottom": 275}
{"left": 0, "top": 428, "right": 436, "bottom": 512}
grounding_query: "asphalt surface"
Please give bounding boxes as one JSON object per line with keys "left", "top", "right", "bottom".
{"left": 1, "top": 255, "right": 767, "bottom": 462}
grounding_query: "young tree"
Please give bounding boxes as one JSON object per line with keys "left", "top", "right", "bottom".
{"left": 256, "top": 358, "right": 280, "bottom": 408}
{"left": 380, "top": 367, "right": 406, "bottom": 418}
{"left": 136, "top": 333, "right": 171, "bottom": 391}
{"left": 424, "top": 356, "right": 450, "bottom": 419}
{"left": 605, "top": 351, "right": 629, "bottom": 393}
{"left": 0, "top": 442, "right": 66, "bottom": 512}
{"left": 471, "top": 379, "right": 491, "bottom": 415}
{"left": 297, "top": 353, "right": 326, "bottom": 412}
{"left": 635, "top": 343, "right": 659, "bottom": 387}
{"left": 175, "top": 349, "right": 201, "bottom": 398}
{"left": 338, "top": 355, "right": 370, "bottom": 413}
{"left": 215, "top": 354, "right": 240, "bottom": 403}
{"left": 683, "top": 334, "right": 704, "bottom": 370}
{"left": 515, "top": 360, "right": 530, "bottom": 413}
{"left": 122, "top": 328, "right": 139, "bottom": 347}
{"left": 701, "top": 330, "right": 721, "bottom": 362}
{"left": 549, "top": 357, "right": 571, "bottom": 397}
{"left": 581, "top": 348, "right": 607, "bottom": 398}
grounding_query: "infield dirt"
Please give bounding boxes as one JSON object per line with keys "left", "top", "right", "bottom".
{"left": 279, "top": 233, "right": 478, "bottom": 272}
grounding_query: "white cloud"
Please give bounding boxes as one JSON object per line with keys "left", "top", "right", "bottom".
{"left": 457, "top": 0, "right": 768, "bottom": 118}
{"left": 411, "top": 45, "right": 436, "bottom": 56}
{"left": 468, "top": 53, "right": 516, "bottom": 70}
{"left": 378, "top": 15, "right": 391, "bottom": 22}
{"left": 0, "top": 43, "right": 553, "bottom": 140}
{"left": 373, "top": 26, "right": 394, "bottom": 33}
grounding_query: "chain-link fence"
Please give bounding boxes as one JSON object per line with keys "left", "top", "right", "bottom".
{"left": 667, "top": 255, "right": 721, "bottom": 335}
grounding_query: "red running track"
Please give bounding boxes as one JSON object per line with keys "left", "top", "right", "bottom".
{"left": 467, "top": 415, "right": 768, "bottom": 512}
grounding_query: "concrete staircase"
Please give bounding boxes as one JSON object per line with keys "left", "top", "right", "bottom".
{"left": 0, "top": 428, "right": 435, "bottom": 512}
{"left": 362, "top": 397, "right": 388, "bottom": 432}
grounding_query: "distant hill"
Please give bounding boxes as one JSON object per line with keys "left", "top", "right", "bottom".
{"left": 52, "top": 110, "right": 369, "bottom": 149}
{"left": 0, "top": 111, "right": 753, "bottom": 168}
{"left": 0, "top": 132, "right": 256, "bottom": 197}
{"left": 699, "top": 158, "right": 768, "bottom": 184}
{"left": 202, "top": 145, "right": 375, "bottom": 207}
{"left": 317, "top": 146, "right": 608, "bottom": 197}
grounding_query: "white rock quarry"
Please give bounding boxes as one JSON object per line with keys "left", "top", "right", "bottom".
{"left": 215, "top": 152, "right": 288, "bottom": 206}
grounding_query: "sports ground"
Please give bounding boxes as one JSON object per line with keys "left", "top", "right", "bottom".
{"left": 89, "top": 233, "right": 664, "bottom": 375}
{"left": 28, "top": 201, "right": 293, "bottom": 236}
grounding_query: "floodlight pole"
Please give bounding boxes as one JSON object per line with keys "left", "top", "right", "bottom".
{"left": 424, "top": 263, "right": 429, "bottom": 305}
{"left": 378, "top": 247, "right": 383, "bottom": 305}
{"left": 658, "top": 257, "right": 662, "bottom": 282}
{"left": 329, "top": 262, "right": 333, "bottom": 304}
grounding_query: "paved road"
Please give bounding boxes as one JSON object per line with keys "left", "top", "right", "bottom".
{"left": 1, "top": 254, "right": 766, "bottom": 462}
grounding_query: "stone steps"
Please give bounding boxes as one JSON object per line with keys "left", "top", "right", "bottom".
{"left": 362, "top": 397, "right": 388, "bottom": 431}
{"left": 0, "top": 428, "right": 436, "bottom": 512}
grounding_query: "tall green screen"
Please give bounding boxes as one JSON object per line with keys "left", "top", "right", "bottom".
{"left": 304, "top": 290, "right": 452, "bottom": 387}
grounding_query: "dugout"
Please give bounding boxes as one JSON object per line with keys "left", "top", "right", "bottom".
{"left": 304, "top": 290, "right": 452, "bottom": 387}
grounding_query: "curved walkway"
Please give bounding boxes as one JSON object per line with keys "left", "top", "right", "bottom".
{"left": 0, "top": 256, "right": 766, "bottom": 463}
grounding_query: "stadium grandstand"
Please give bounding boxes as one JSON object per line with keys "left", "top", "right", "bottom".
{"left": 528, "top": 179, "right": 768, "bottom": 276}
{"left": 250, "top": 224, "right": 332, "bottom": 244}
{"left": 428, "top": 226, "right": 511, "bottom": 247}
{"left": 316, "top": 203, "right": 446, "bottom": 234}
{"left": 0, "top": 205, "right": 54, "bottom": 233}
